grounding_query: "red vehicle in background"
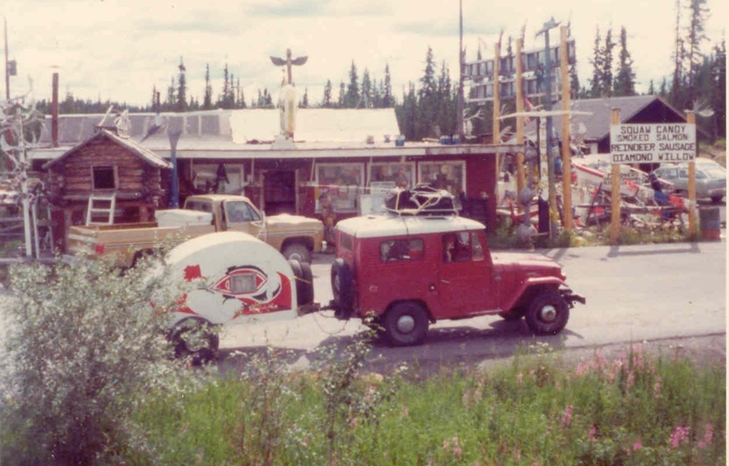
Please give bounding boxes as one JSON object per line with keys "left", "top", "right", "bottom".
{"left": 329, "top": 188, "right": 585, "bottom": 346}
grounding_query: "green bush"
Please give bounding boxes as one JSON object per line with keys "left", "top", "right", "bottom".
{"left": 0, "top": 254, "right": 205, "bottom": 465}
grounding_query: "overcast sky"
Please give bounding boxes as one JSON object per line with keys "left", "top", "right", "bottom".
{"left": 3, "top": 0, "right": 727, "bottom": 109}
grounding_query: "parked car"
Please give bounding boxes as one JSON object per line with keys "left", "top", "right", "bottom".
{"left": 652, "top": 163, "right": 726, "bottom": 203}
{"left": 329, "top": 189, "right": 585, "bottom": 346}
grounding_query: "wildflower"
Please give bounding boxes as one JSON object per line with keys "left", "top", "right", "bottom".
{"left": 626, "top": 372, "right": 635, "bottom": 391}
{"left": 462, "top": 392, "right": 470, "bottom": 409}
{"left": 698, "top": 423, "right": 714, "bottom": 449}
{"left": 633, "top": 440, "right": 642, "bottom": 451}
{"left": 442, "top": 439, "right": 451, "bottom": 451}
{"left": 400, "top": 406, "right": 409, "bottom": 419}
{"left": 473, "top": 388, "right": 482, "bottom": 403}
{"left": 517, "top": 373, "right": 523, "bottom": 385}
{"left": 349, "top": 417, "right": 359, "bottom": 428}
{"left": 562, "top": 404, "right": 572, "bottom": 428}
{"left": 670, "top": 425, "right": 690, "bottom": 449}
{"left": 452, "top": 437, "right": 463, "bottom": 458}
{"left": 588, "top": 426, "right": 597, "bottom": 442}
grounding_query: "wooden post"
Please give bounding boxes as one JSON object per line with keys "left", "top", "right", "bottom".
{"left": 686, "top": 111, "right": 697, "bottom": 237}
{"left": 610, "top": 108, "right": 621, "bottom": 244}
{"left": 515, "top": 37, "right": 525, "bottom": 207}
{"left": 560, "top": 26, "right": 573, "bottom": 231}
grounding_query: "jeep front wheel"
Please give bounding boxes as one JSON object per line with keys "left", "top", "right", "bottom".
{"left": 525, "top": 291, "right": 569, "bottom": 335}
{"left": 383, "top": 301, "right": 429, "bottom": 347}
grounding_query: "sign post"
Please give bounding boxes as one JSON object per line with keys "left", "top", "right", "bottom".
{"left": 686, "top": 111, "right": 697, "bottom": 236}
{"left": 610, "top": 109, "right": 621, "bottom": 245}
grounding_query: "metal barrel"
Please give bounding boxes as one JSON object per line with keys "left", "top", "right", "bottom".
{"left": 699, "top": 206, "right": 721, "bottom": 240}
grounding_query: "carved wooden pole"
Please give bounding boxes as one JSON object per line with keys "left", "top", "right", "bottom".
{"left": 610, "top": 108, "right": 621, "bottom": 244}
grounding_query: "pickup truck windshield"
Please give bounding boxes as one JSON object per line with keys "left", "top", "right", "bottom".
{"left": 225, "top": 201, "right": 261, "bottom": 222}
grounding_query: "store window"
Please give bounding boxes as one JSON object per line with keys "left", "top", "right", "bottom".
{"left": 369, "top": 162, "right": 415, "bottom": 189}
{"left": 191, "top": 163, "right": 244, "bottom": 194}
{"left": 418, "top": 161, "right": 465, "bottom": 208}
{"left": 316, "top": 163, "right": 364, "bottom": 212}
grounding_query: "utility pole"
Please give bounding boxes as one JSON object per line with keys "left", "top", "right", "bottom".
{"left": 536, "top": 18, "right": 561, "bottom": 238}
{"left": 457, "top": 0, "right": 464, "bottom": 139}
{"left": 4, "top": 17, "right": 9, "bottom": 101}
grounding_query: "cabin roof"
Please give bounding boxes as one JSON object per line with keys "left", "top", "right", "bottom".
{"left": 42, "top": 129, "right": 173, "bottom": 170}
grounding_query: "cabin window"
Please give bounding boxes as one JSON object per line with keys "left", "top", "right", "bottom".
{"left": 380, "top": 238, "right": 424, "bottom": 262}
{"left": 92, "top": 166, "right": 117, "bottom": 190}
{"left": 315, "top": 162, "right": 364, "bottom": 213}
{"left": 418, "top": 161, "right": 466, "bottom": 208}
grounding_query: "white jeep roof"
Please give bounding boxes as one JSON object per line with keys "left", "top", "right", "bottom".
{"left": 336, "top": 214, "right": 486, "bottom": 238}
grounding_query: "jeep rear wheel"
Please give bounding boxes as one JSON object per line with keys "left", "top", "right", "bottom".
{"left": 383, "top": 301, "right": 429, "bottom": 347}
{"left": 525, "top": 291, "right": 569, "bottom": 335}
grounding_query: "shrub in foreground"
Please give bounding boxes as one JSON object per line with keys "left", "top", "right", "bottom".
{"left": 0, "top": 256, "right": 207, "bottom": 465}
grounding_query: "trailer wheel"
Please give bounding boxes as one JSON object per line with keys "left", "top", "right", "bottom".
{"left": 383, "top": 301, "right": 429, "bottom": 347}
{"left": 283, "top": 243, "right": 311, "bottom": 263}
{"left": 289, "top": 259, "right": 314, "bottom": 306}
{"left": 525, "top": 291, "right": 569, "bottom": 335}
{"left": 330, "top": 258, "right": 354, "bottom": 317}
{"left": 169, "top": 317, "right": 219, "bottom": 365}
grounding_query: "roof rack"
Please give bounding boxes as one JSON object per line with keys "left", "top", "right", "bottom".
{"left": 383, "top": 185, "right": 458, "bottom": 217}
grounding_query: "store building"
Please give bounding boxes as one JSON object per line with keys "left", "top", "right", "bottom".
{"left": 29, "top": 108, "right": 521, "bottom": 231}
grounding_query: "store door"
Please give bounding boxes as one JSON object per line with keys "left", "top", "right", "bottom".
{"left": 264, "top": 170, "right": 296, "bottom": 215}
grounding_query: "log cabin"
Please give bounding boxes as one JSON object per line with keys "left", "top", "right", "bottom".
{"left": 43, "top": 125, "right": 172, "bottom": 250}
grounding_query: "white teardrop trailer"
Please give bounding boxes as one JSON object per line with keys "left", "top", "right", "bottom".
{"left": 165, "top": 231, "right": 318, "bottom": 363}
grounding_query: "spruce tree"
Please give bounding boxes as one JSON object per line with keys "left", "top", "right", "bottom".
{"left": 417, "top": 46, "right": 438, "bottom": 139}
{"left": 301, "top": 88, "right": 309, "bottom": 108}
{"left": 670, "top": 0, "right": 686, "bottom": 107}
{"left": 338, "top": 81, "right": 345, "bottom": 108}
{"left": 361, "top": 68, "right": 372, "bottom": 108}
{"left": 685, "top": 0, "right": 709, "bottom": 103}
{"left": 322, "top": 79, "right": 333, "bottom": 108}
{"left": 346, "top": 61, "right": 360, "bottom": 108}
{"left": 600, "top": 28, "right": 615, "bottom": 97}
{"left": 382, "top": 64, "right": 394, "bottom": 107}
{"left": 177, "top": 58, "right": 187, "bottom": 112}
{"left": 613, "top": 27, "right": 636, "bottom": 97}
{"left": 589, "top": 27, "right": 604, "bottom": 97}
{"left": 166, "top": 77, "right": 175, "bottom": 110}
{"left": 648, "top": 79, "right": 656, "bottom": 95}
{"left": 711, "top": 40, "right": 726, "bottom": 137}
{"left": 203, "top": 64, "right": 213, "bottom": 110}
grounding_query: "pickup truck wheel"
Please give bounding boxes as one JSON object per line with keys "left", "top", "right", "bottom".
{"left": 711, "top": 194, "right": 724, "bottom": 203}
{"left": 283, "top": 243, "right": 311, "bottom": 263}
{"left": 383, "top": 302, "right": 429, "bottom": 347}
{"left": 331, "top": 258, "right": 354, "bottom": 317}
{"left": 170, "top": 318, "right": 219, "bottom": 366}
{"left": 525, "top": 291, "right": 569, "bottom": 335}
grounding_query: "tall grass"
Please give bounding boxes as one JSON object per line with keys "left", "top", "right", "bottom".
{"left": 134, "top": 342, "right": 725, "bottom": 465}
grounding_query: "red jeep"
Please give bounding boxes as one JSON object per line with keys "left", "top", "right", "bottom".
{"left": 330, "top": 201, "right": 585, "bottom": 346}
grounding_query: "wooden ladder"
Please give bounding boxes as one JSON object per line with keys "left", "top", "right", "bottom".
{"left": 86, "top": 192, "right": 117, "bottom": 225}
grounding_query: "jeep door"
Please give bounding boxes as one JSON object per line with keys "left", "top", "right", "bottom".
{"left": 437, "top": 231, "right": 495, "bottom": 318}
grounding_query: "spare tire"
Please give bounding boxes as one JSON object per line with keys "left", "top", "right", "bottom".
{"left": 330, "top": 258, "right": 354, "bottom": 317}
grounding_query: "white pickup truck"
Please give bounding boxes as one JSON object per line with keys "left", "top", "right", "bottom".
{"left": 67, "top": 194, "right": 324, "bottom": 267}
